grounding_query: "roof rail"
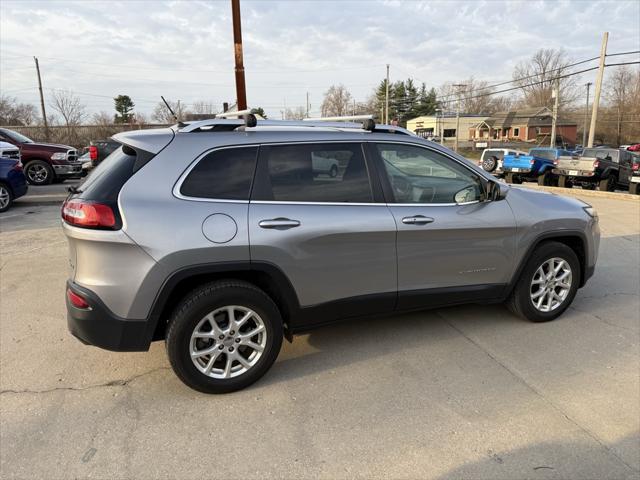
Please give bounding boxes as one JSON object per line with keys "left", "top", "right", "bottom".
{"left": 303, "top": 114, "right": 373, "bottom": 122}
{"left": 217, "top": 109, "right": 264, "bottom": 119}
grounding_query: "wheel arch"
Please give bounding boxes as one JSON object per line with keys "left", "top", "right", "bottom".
{"left": 147, "top": 262, "right": 300, "bottom": 343}
{"left": 506, "top": 231, "right": 588, "bottom": 298}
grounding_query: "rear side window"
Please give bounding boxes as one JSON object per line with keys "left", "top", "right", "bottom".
{"left": 180, "top": 147, "right": 258, "bottom": 200}
{"left": 78, "top": 146, "right": 136, "bottom": 203}
{"left": 253, "top": 143, "right": 373, "bottom": 203}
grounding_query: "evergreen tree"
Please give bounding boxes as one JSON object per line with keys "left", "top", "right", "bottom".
{"left": 114, "top": 95, "right": 135, "bottom": 123}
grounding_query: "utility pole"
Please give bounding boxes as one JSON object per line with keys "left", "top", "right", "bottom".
{"left": 231, "top": 0, "right": 247, "bottom": 110}
{"left": 550, "top": 78, "right": 559, "bottom": 148}
{"left": 385, "top": 64, "right": 390, "bottom": 124}
{"left": 588, "top": 32, "right": 608, "bottom": 148}
{"left": 582, "top": 82, "right": 592, "bottom": 146}
{"left": 306, "top": 92, "right": 310, "bottom": 118}
{"left": 33, "top": 57, "right": 49, "bottom": 141}
{"left": 453, "top": 83, "right": 467, "bottom": 152}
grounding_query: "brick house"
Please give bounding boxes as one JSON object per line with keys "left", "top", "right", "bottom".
{"left": 469, "top": 107, "right": 577, "bottom": 144}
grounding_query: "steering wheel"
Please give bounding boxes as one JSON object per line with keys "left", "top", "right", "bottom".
{"left": 391, "top": 176, "right": 413, "bottom": 201}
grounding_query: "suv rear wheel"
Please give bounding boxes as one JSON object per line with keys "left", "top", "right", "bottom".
{"left": 598, "top": 175, "right": 616, "bottom": 192}
{"left": 506, "top": 241, "right": 580, "bottom": 322}
{"left": 166, "top": 280, "right": 283, "bottom": 393}
{"left": 0, "top": 183, "right": 13, "bottom": 212}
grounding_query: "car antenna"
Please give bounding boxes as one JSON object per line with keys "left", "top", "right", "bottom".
{"left": 161, "top": 96, "right": 185, "bottom": 127}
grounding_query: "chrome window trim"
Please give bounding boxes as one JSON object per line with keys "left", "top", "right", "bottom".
{"left": 251, "top": 200, "right": 383, "bottom": 207}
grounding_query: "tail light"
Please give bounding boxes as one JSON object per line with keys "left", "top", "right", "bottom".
{"left": 67, "top": 289, "right": 90, "bottom": 309}
{"left": 553, "top": 160, "right": 559, "bottom": 165}
{"left": 62, "top": 199, "right": 116, "bottom": 229}
{"left": 11, "top": 161, "right": 23, "bottom": 171}
{"left": 530, "top": 159, "right": 535, "bottom": 165}
{"left": 89, "top": 145, "right": 98, "bottom": 161}
{"left": 593, "top": 160, "right": 599, "bottom": 168}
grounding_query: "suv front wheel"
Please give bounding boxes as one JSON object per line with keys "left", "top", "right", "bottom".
{"left": 166, "top": 280, "right": 283, "bottom": 393}
{"left": 506, "top": 241, "right": 580, "bottom": 322}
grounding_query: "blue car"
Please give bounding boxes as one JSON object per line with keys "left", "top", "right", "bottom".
{"left": 503, "top": 147, "right": 574, "bottom": 186}
{"left": 0, "top": 156, "right": 28, "bottom": 212}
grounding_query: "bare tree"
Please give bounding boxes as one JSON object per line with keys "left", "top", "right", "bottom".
{"left": 605, "top": 66, "right": 640, "bottom": 145}
{"left": 191, "top": 100, "right": 218, "bottom": 116}
{"left": 152, "top": 99, "right": 188, "bottom": 123}
{"left": 92, "top": 111, "right": 112, "bottom": 125}
{"left": 49, "top": 89, "right": 86, "bottom": 127}
{"left": 512, "top": 49, "right": 578, "bottom": 110}
{"left": 0, "top": 95, "right": 38, "bottom": 125}
{"left": 321, "top": 85, "right": 353, "bottom": 117}
{"left": 284, "top": 106, "right": 307, "bottom": 120}
{"left": 438, "top": 78, "right": 510, "bottom": 114}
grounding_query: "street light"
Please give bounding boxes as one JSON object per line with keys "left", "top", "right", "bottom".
{"left": 435, "top": 108, "right": 442, "bottom": 144}
{"left": 452, "top": 83, "right": 467, "bottom": 152}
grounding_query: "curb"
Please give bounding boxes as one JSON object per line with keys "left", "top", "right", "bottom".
{"left": 516, "top": 184, "right": 640, "bottom": 202}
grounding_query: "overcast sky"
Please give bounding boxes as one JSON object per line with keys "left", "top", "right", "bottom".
{"left": 1, "top": 0, "right": 639, "bottom": 119}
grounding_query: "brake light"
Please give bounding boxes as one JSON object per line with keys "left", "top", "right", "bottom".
{"left": 553, "top": 160, "right": 559, "bottom": 165}
{"left": 593, "top": 160, "right": 599, "bottom": 168}
{"left": 67, "top": 289, "right": 90, "bottom": 309}
{"left": 62, "top": 199, "right": 116, "bottom": 229}
{"left": 11, "top": 161, "right": 23, "bottom": 171}
{"left": 633, "top": 163, "right": 639, "bottom": 171}
{"left": 89, "top": 145, "right": 98, "bottom": 161}
{"left": 530, "top": 159, "right": 535, "bottom": 165}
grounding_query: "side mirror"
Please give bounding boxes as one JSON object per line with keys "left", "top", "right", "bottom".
{"left": 485, "top": 180, "right": 508, "bottom": 202}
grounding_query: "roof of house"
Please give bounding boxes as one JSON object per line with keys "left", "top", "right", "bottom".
{"left": 471, "top": 107, "right": 577, "bottom": 129}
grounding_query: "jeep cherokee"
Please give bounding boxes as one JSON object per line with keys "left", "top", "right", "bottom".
{"left": 62, "top": 117, "right": 600, "bottom": 393}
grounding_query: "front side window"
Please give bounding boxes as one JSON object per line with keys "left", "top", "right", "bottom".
{"left": 255, "top": 143, "right": 373, "bottom": 203}
{"left": 180, "top": 146, "right": 258, "bottom": 200}
{"left": 375, "top": 143, "right": 483, "bottom": 204}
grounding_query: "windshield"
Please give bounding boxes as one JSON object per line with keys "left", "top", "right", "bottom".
{"left": 0, "top": 128, "right": 34, "bottom": 144}
{"left": 529, "top": 149, "right": 556, "bottom": 161}
{"left": 582, "top": 148, "right": 619, "bottom": 161}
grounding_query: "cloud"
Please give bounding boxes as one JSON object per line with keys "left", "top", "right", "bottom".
{"left": 1, "top": 0, "right": 638, "bottom": 118}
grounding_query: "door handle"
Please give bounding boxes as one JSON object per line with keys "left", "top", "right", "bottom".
{"left": 402, "top": 215, "right": 435, "bottom": 225}
{"left": 258, "top": 218, "right": 301, "bottom": 229}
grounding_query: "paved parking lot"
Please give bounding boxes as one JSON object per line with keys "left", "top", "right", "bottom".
{"left": 1, "top": 188, "right": 639, "bottom": 479}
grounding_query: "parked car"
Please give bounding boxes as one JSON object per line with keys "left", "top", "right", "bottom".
{"left": 627, "top": 143, "right": 640, "bottom": 152}
{"left": 87, "top": 139, "right": 120, "bottom": 167}
{"left": 311, "top": 151, "right": 340, "bottom": 177}
{"left": 0, "top": 140, "right": 21, "bottom": 162}
{"left": 0, "top": 128, "right": 81, "bottom": 185}
{"left": 554, "top": 147, "right": 634, "bottom": 191}
{"left": 477, "top": 148, "right": 528, "bottom": 177}
{"left": 503, "top": 147, "right": 573, "bottom": 185}
{"left": 78, "top": 151, "right": 92, "bottom": 177}
{"left": 62, "top": 117, "right": 600, "bottom": 393}
{"left": 0, "top": 154, "right": 28, "bottom": 213}
{"left": 628, "top": 152, "right": 640, "bottom": 194}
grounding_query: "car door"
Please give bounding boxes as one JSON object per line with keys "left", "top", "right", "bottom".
{"left": 618, "top": 150, "right": 632, "bottom": 186}
{"left": 369, "top": 142, "right": 517, "bottom": 310}
{"left": 248, "top": 142, "right": 397, "bottom": 328}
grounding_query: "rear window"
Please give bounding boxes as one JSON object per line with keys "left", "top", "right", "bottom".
{"left": 78, "top": 146, "right": 135, "bottom": 203}
{"left": 529, "top": 149, "right": 556, "bottom": 161}
{"left": 180, "top": 146, "right": 258, "bottom": 200}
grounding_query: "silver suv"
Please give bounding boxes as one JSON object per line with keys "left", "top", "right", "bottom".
{"left": 62, "top": 117, "right": 600, "bottom": 393}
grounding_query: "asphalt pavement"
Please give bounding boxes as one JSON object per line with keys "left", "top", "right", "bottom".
{"left": 0, "top": 188, "right": 638, "bottom": 479}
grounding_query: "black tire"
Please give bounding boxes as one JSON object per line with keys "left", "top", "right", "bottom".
{"left": 512, "top": 175, "right": 523, "bottom": 184}
{"left": 629, "top": 183, "right": 640, "bottom": 195}
{"left": 482, "top": 156, "right": 498, "bottom": 172}
{"left": 537, "top": 172, "right": 552, "bottom": 186}
{"left": 24, "top": 160, "right": 53, "bottom": 185}
{"left": 329, "top": 164, "right": 338, "bottom": 178}
{"left": 0, "top": 182, "right": 13, "bottom": 213}
{"left": 598, "top": 175, "right": 616, "bottom": 192}
{"left": 558, "top": 175, "right": 568, "bottom": 188}
{"left": 166, "top": 280, "right": 283, "bottom": 394}
{"left": 506, "top": 241, "right": 580, "bottom": 322}
{"left": 582, "top": 183, "right": 596, "bottom": 190}
{"left": 505, "top": 173, "right": 514, "bottom": 184}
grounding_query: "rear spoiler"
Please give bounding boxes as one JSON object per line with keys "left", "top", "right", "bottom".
{"left": 111, "top": 127, "right": 175, "bottom": 171}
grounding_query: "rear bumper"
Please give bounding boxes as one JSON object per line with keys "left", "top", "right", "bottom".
{"left": 66, "top": 281, "right": 152, "bottom": 351}
{"left": 553, "top": 169, "right": 597, "bottom": 179}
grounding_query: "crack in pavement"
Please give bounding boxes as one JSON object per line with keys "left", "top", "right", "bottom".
{"left": 569, "top": 306, "right": 640, "bottom": 334}
{"left": 0, "top": 367, "right": 170, "bottom": 396}
{"left": 437, "top": 311, "right": 639, "bottom": 475}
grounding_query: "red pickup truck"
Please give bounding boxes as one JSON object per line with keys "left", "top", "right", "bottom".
{"left": 0, "top": 128, "right": 82, "bottom": 185}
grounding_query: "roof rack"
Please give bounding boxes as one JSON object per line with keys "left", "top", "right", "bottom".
{"left": 303, "top": 114, "right": 374, "bottom": 122}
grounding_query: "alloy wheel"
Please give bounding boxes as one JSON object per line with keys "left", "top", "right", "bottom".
{"left": 530, "top": 257, "right": 572, "bottom": 312}
{"left": 0, "top": 185, "right": 10, "bottom": 210}
{"left": 190, "top": 305, "right": 267, "bottom": 379}
{"left": 27, "top": 164, "right": 48, "bottom": 184}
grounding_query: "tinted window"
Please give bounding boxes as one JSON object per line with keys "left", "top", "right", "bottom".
{"left": 79, "top": 146, "right": 136, "bottom": 203}
{"left": 255, "top": 143, "right": 373, "bottom": 203}
{"left": 529, "top": 149, "right": 556, "bottom": 161}
{"left": 375, "top": 143, "right": 482, "bottom": 204}
{"left": 180, "top": 147, "right": 258, "bottom": 200}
